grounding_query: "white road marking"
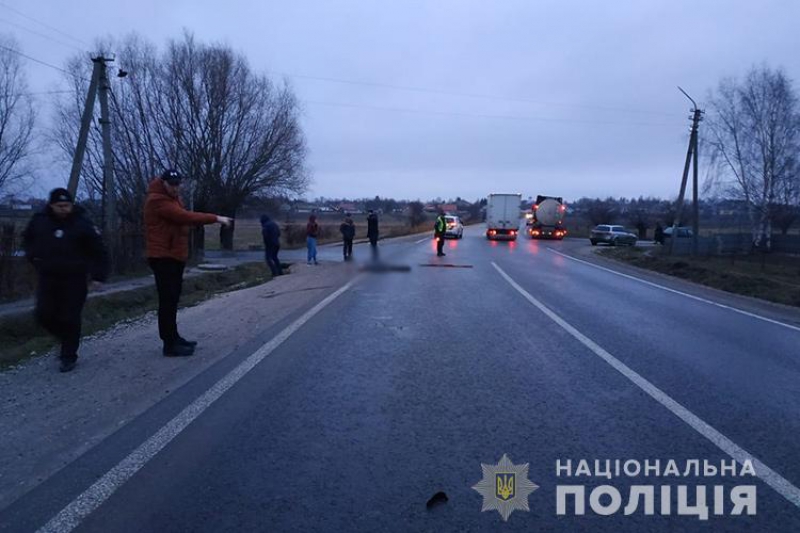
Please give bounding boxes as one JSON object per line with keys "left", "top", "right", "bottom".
{"left": 492, "top": 261, "right": 800, "bottom": 508}
{"left": 547, "top": 247, "right": 800, "bottom": 334}
{"left": 414, "top": 237, "right": 430, "bottom": 244}
{"left": 36, "top": 280, "right": 357, "bottom": 533}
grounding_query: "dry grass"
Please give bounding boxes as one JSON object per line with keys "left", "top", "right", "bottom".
{"left": 204, "top": 213, "right": 436, "bottom": 251}
{"left": 599, "top": 247, "right": 800, "bottom": 307}
{"left": 0, "top": 262, "right": 273, "bottom": 367}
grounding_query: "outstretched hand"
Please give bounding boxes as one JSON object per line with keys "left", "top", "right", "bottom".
{"left": 217, "top": 216, "right": 233, "bottom": 227}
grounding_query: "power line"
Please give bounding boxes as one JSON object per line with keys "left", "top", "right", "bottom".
{"left": 0, "top": 16, "right": 86, "bottom": 53}
{"left": 0, "top": 2, "right": 89, "bottom": 47}
{"left": 0, "top": 89, "right": 72, "bottom": 97}
{"left": 303, "top": 99, "right": 684, "bottom": 128}
{"left": 0, "top": 43, "right": 70, "bottom": 74}
{"left": 282, "top": 71, "right": 682, "bottom": 118}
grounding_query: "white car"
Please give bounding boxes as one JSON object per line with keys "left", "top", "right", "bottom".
{"left": 444, "top": 215, "right": 464, "bottom": 239}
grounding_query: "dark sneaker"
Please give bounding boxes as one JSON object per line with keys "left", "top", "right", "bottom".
{"left": 163, "top": 344, "right": 195, "bottom": 357}
{"left": 59, "top": 359, "right": 77, "bottom": 373}
{"left": 176, "top": 337, "right": 198, "bottom": 349}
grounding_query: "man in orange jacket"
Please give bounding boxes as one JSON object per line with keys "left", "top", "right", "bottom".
{"left": 144, "top": 169, "right": 232, "bottom": 357}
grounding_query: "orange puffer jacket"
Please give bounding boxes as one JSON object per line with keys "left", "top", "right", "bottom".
{"left": 144, "top": 178, "right": 217, "bottom": 261}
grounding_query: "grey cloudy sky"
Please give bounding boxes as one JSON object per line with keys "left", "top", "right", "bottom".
{"left": 7, "top": 0, "right": 800, "bottom": 202}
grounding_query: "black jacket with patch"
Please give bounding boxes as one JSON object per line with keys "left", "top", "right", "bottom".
{"left": 22, "top": 205, "right": 109, "bottom": 281}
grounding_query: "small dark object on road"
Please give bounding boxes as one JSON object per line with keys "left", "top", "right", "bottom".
{"left": 426, "top": 491, "right": 448, "bottom": 510}
{"left": 359, "top": 262, "right": 411, "bottom": 273}
{"left": 418, "top": 263, "right": 474, "bottom": 268}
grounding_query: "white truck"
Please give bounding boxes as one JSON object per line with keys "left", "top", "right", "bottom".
{"left": 485, "top": 193, "right": 522, "bottom": 240}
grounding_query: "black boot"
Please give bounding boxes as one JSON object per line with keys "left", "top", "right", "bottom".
{"left": 59, "top": 358, "right": 77, "bottom": 373}
{"left": 176, "top": 336, "right": 198, "bottom": 349}
{"left": 163, "top": 342, "right": 195, "bottom": 357}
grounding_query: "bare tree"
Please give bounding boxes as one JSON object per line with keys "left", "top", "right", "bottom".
{"left": 51, "top": 32, "right": 309, "bottom": 252}
{"left": 163, "top": 35, "right": 309, "bottom": 249}
{"left": 705, "top": 65, "right": 800, "bottom": 249}
{"left": 0, "top": 36, "right": 35, "bottom": 194}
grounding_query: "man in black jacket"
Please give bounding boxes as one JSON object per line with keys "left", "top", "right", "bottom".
{"left": 367, "top": 210, "right": 379, "bottom": 260}
{"left": 22, "top": 188, "right": 109, "bottom": 372}
{"left": 260, "top": 214, "right": 282, "bottom": 276}
{"left": 339, "top": 213, "right": 355, "bottom": 261}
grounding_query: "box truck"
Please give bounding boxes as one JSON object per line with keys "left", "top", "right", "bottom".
{"left": 486, "top": 193, "right": 522, "bottom": 240}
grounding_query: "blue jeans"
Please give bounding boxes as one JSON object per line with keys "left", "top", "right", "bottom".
{"left": 307, "top": 237, "right": 317, "bottom": 263}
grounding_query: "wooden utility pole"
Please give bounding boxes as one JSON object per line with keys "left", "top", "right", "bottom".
{"left": 669, "top": 87, "right": 703, "bottom": 256}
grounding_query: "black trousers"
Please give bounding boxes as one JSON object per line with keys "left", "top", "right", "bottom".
{"left": 264, "top": 246, "right": 282, "bottom": 276}
{"left": 148, "top": 258, "right": 186, "bottom": 346}
{"left": 436, "top": 235, "right": 445, "bottom": 255}
{"left": 35, "top": 274, "right": 88, "bottom": 361}
{"left": 369, "top": 237, "right": 378, "bottom": 259}
{"left": 342, "top": 238, "right": 353, "bottom": 259}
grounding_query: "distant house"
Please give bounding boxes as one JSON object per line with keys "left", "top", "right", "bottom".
{"left": 337, "top": 202, "right": 357, "bottom": 213}
{"left": 293, "top": 202, "right": 319, "bottom": 213}
{"left": 439, "top": 204, "right": 457, "bottom": 214}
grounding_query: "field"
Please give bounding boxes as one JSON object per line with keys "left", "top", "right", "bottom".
{"left": 204, "top": 212, "right": 438, "bottom": 251}
{"left": 599, "top": 246, "right": 800, "bottom": 307}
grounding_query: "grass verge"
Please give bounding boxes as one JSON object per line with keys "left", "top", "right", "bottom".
{"left": 598, "top": 247, "right": 800, "bottom": 307}
{"left": 0, "top": 262, "right": 276, "bottom": 369}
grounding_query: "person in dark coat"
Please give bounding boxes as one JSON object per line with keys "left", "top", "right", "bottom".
{"left": 22, "top": 188, "right": 109, "bottom": 372}
{"left": 339, "top": 213, "right": 356, "bottom": 261}
{"left": 654, "top": 223, "right": 665, "bottom": 245}
{"left": 260, "top": 214, "right": 282, "bottom": 276}
{"left": 367, "top": 210, "right": 379, "bottom": 259}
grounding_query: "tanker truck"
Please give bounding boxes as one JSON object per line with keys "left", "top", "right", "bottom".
{"left": 528, "top": 195, "right": 567, "bottom": 239}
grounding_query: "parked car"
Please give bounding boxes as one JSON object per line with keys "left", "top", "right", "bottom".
{"left": 590, "top": 225, "right": 637, "bottom": 246}
{"left": 663, "top": 226, "right": 694, "bottom": 238}
{"left": 444, "top": 215, "right": 464, "bottom": 239}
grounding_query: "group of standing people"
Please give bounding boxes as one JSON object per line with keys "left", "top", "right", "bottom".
{"left": 24, "top": 169, "right": 232, "bottom": 371}
{"left": 294, "top": 209, "right": 380, "bottom": 265}
{"left": 23, "top": 175, "right": 439, "bottom": 373}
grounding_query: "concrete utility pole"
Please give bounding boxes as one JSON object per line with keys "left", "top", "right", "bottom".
{"left": 97, "top": 58, "right": 116, "bottom": 261}
{"left": 66, "top": 55, "right": 117, "bottom": 268}
{"left": 66, "top": 59, "right": 102, "bottom": 197}
{"left": 669, "top": 87, "right": 704, "bottom": 256}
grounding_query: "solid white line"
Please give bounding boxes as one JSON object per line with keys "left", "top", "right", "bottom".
{"left": 414, "top": 237, "right": 430, "bottom": 244}
{"left": 547, "top": 247, "right": 800, "bottom": 334}
{"left": 492, "top": 261, "right": 800, "bottom": 508}
{"left": 37, "top": 280, "right": 357, "bottom": 533}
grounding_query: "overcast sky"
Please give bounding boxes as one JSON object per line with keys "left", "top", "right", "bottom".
{"left": 6, "top": 0, "right": 800, "bottom": 202}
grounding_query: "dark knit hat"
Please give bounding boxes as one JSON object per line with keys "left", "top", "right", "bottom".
{"left": 48, "top": 188, "right": 73, "bottom": 204}
{"left": 161, "top": 168, "right": 183, "bottom": 185}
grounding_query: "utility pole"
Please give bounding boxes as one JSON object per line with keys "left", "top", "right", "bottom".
{"left": 66, "top": 55, "right": 117, "bottom": 268}
{"left": 669, "top": 87, "right": 704, "bottom": 256}
{"left": 66, "top": 59, "right": 102, "bottom": 197}
{"left": 97, "top": 58, "right": 116, "bottom": 264}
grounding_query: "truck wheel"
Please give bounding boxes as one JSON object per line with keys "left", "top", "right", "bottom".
{"left": 590, "top": 239, "right": 597, "bottom": 246}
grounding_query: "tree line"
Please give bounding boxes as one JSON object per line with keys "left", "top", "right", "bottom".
{"left": 0, "top": 36, "right": 797, "bottom": 252}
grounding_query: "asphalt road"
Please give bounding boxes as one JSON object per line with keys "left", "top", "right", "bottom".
{"left": 3, "top": 225, "right": 800, "bottom": 532}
